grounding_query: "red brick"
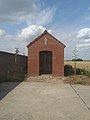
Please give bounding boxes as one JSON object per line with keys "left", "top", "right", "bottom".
{"left": 27, "top": 30, "right": 65, "bottom": 76}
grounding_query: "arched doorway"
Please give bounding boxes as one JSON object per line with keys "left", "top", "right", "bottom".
{"left": 39, "top": 51, "right": 52, "bottom": 75}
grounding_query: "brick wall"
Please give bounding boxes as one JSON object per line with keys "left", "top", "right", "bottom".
{"left": 0, "top": 51, "right": 27, "bottom": 76}
{"left": 27, "top": 32, "right": 65, "bottom": 76}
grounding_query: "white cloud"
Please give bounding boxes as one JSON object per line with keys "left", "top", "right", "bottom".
{"left": 36, "top": 7, "right": 56, "bottom": 26}
{"left": 75, "top": 28, "right": 90, "bottom": 49}
{"left": 0, "top": 29, "right": 16, "bottom": 41}
{"left": 85, "top": 39, "right": 90, "bottom": 42}
{"left": 0, "top": 0, "right": 56, "bottom": 54}
{"left": 0, "top": 29, "right": 6, "bottom": 36}
{"left": 76, "top": 28, "right": 90, "bottom": 39}
{"left": 62, "top": 28, "right": 90, "bottom": 60}
{"left": 0, "top": 28, "right": 19, "bottom": 53}
{"left": 26, "top": 7, "right": 56, "bottom": 26}
{"left": 17, "top": 25, "right": 46, "bottom": 42}
{"left": 0, "top": 0, "right": 56, "bottom": 26}
{"left": 0, "top": 0, "right": 38, "bottom": 23}
{"left": 67, "top": 28, "right": 90, "bottom": 41}
{"left": 0, "top": 25, "right": 52, "bottom": 55}
{"left": 76, "top": 43, "right": 90, "bottom": 48}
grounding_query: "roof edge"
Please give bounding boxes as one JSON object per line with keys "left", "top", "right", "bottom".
{"left": 27, "top": 30, "right": 48, "bottom": 47}
{"left": 27, "top": 30, "right": 66, "bottom": 48}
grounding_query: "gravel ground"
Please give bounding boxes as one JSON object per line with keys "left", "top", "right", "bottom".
{"left": 25, "top": 75, "right": 65, "bottom": 84}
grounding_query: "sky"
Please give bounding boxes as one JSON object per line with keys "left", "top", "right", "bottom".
{"left": 0, "top": 0, "right": 90, "bottom": 60}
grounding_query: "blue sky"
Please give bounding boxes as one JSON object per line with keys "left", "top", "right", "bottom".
{"left": 0, "top": 0, "right": 90, "bottom": 60}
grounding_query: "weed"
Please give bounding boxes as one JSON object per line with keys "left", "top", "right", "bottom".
{"left": 75, "top": 79, "right": 85, "bottom": 85}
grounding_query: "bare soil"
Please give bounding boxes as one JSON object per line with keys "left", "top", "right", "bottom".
{"left": 24, "top": 75, "right": 90, "bottom": 85}
{"left": 25, "top": 75, "right": 64, "bottom": 84}
{"left": 63, "top": 75, "right": 90, "bottom": 85}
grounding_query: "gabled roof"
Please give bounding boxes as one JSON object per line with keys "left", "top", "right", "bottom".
{"left": 27, "top": 30, "right": 66, "bottom": 48}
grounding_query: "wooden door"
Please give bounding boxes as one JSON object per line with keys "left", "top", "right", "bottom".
{"left": 39, "top": 51, "right": 52, "bottom": 75}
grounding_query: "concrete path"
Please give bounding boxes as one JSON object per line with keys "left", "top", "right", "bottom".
{"left": 0, "top": 82, "right": 90, "bottom": 120}
{"left": 72, "top": 85, "right": 90, "bottom": 111}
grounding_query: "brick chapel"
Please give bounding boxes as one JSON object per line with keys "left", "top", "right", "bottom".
{"left": 27, "top": 30, "right": 65, "bottom": 76}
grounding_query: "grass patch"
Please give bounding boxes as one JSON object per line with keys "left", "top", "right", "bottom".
{"left": 81, "top": 69, "right": 90, "bottom": 77}
{"left": 75, "top": 79, "right": 85, "bottom": 85}
{"left": 63, "top": 75, "right": 90, "bottom": 85}
{"left": 0, "top": 74, "right": 26, "bottom": 82}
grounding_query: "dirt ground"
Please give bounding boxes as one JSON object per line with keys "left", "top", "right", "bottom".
{"left": 63, "top": 75, "right": 90, "bottom": 85}
{"left": 25, "top": 75, "right": 90, "bottom": 85}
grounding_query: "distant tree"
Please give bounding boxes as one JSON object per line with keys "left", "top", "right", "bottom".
{"left": 15, "top": 48, "right": 20, "bottom": 55}
{"left": 72, "top": 58, "right": 83, "bottom": 61}
{"left": 23, "top": 52, "right": 25, "bottom": 56}
{"left": 77, "top": 58, "right": 83, "bottom": 61}
{"left": 14, "top": 48, "right": 20, "bottom": 66}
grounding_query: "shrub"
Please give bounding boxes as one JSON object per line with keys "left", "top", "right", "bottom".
{"left": 64, "top": 65, "right": 74, "bottom": 76}
{"left": 81, "top": 69, "right": 90, "bottom": 77}
{"left": 0, "top": 74, "right": 26, "bottom": 82}
{"left": 64, "top": 65, "right": 90, "bottom": 77}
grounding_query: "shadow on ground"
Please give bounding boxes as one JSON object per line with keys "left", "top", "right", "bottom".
{"left": 0, "top": 82, "right": 21, "bottom": 100}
